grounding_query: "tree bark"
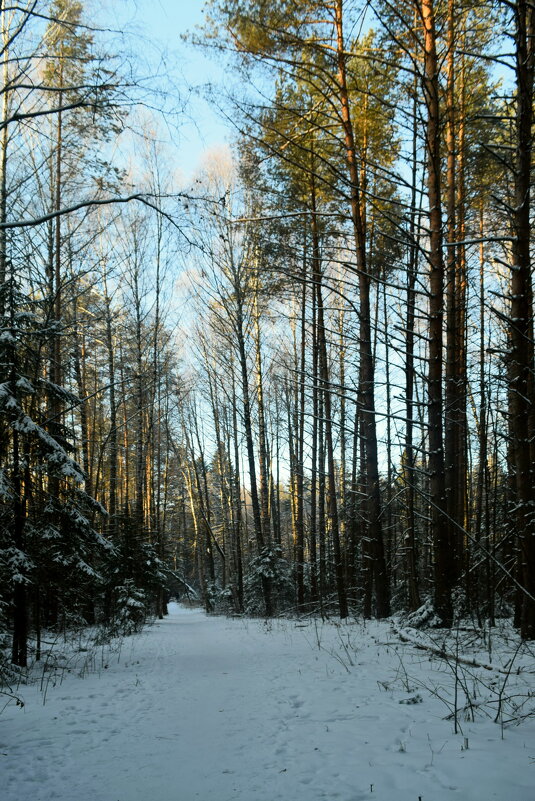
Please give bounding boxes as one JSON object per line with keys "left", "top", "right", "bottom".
{"left": 334, "top": 0, "right": 389, "bottom": 617}
{"left": 420, "top": 0, "right": 453, "bottom": 626}
{"left": 509, "top": 0, "right": 535, "bottom": 639}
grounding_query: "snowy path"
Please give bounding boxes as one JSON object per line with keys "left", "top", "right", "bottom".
{"left": 2, "top": 604, "right": 534, "bottom": 801}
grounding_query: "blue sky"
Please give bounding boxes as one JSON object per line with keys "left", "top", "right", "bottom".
{"left": 100, "top": 0, "right": 231, "bottom": 179}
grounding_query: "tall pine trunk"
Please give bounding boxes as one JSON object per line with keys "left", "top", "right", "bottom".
{"left": 509, "top": 0, "right": 535, "bottom": 639}
{"left": 420, "top": 0, "right": 453, "bottom": 626}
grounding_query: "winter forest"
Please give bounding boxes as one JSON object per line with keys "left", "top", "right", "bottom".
{"left": 2, "top": 0, "right": 535, "bottom": 798}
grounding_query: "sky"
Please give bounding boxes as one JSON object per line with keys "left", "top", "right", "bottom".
{"left": 98, "top": 0, "right": 231, "bottom": 180}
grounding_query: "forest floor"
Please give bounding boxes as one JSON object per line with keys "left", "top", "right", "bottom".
{"left": 2, "top": 603, "right": 535, "bottom": 801}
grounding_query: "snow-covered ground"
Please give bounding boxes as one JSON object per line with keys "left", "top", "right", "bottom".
{"left": 2, "top": 603, "right": 534, "bottom": 800}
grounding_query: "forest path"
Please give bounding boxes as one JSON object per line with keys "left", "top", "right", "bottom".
{"left": 2, "top": 604, "right": 533, "bottom": 801}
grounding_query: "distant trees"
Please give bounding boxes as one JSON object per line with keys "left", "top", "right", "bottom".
{"left": 2, "top": 0, "right": 535, "bottom": 677}
{"left": 182, "top": 0, "right": 535, "bottom": 638}
{"left": 0, "top": 0, "right": 181, "bottom": 669}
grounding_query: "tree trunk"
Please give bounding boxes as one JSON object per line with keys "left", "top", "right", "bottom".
{"left": 311, "top": 171, "right": 348, "bottom": 619}
{"left": 235, "top": 289, "right": 272, "bottom": 616}
{"left": 334, "top": 0, "right": 389, "bottom": 617}
{"left": 420, "top": 0, "right": 453, "bottom": 626}
{"left": 509, "top": 0, "right": 535, "bottom": 639}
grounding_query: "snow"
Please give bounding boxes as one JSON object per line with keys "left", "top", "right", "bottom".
{"left": 15, "top": 377, "right": 34, "bottom": 394}
{"left": 3, "top": 547, "right": 34, "bottom": 582}
{"left": 2, "top": 604, "right": 534, "bottom": 801}
{"left": 0, "top": 467, "right": 11, "bottom": 499}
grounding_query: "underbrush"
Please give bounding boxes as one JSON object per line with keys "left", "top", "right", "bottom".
{"left": 387, "top": 615, "right": 535, "bottom": 732}
{"left": 0, "top": 612, "right": 152, "bottom": 713}
{"left": 269, "top": 606, "right": 535, "bottom": 734}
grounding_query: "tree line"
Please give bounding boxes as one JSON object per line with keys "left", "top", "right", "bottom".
{"left": 186, "top": 0, "right": 535, "bottom": 636}
{"left": 1, "top": 0, "right": 535, "bottom": 677}
{"left": 0, "top": 0, "right": 186, "bottom": 670}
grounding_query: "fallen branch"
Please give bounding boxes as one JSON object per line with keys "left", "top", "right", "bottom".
{"left": 391, "top": 625, "right": 527, "bottom": 676}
